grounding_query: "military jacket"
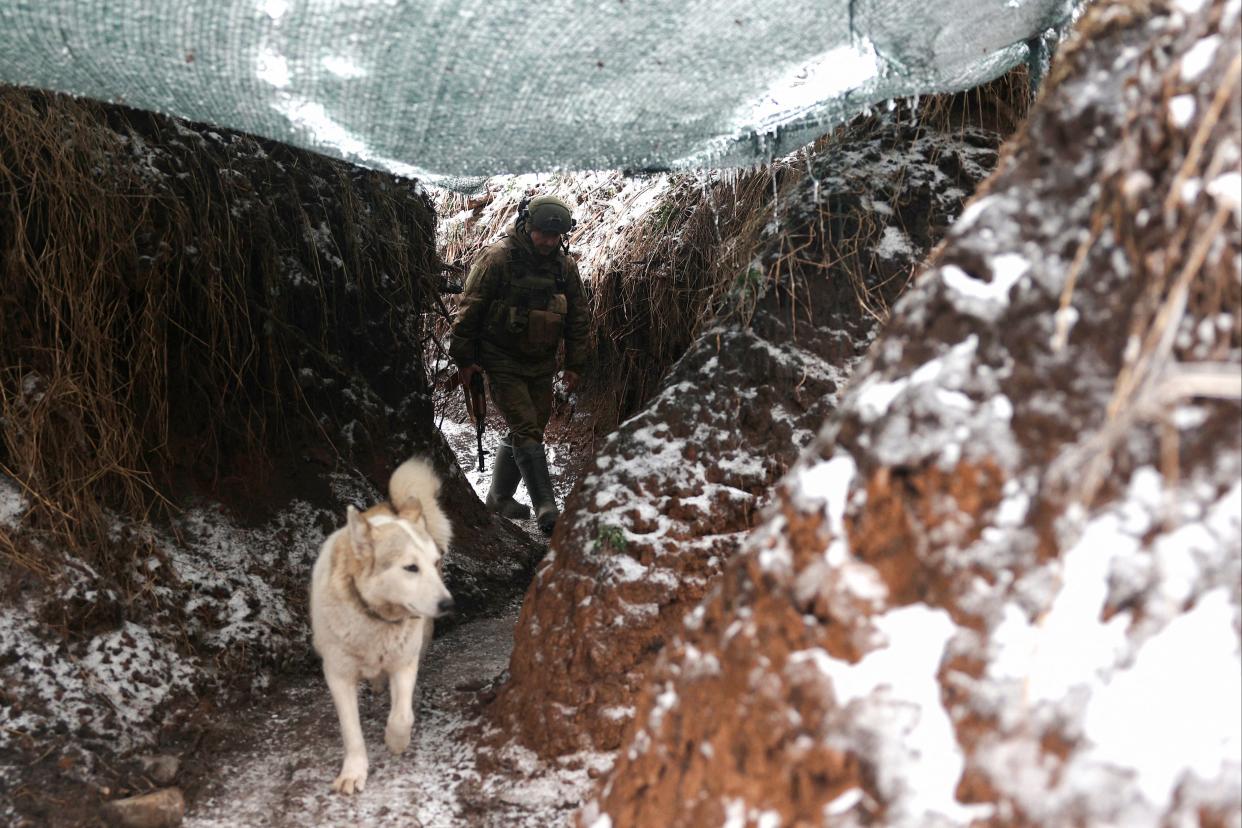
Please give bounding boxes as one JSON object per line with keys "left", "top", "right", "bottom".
{"left": 449, "top": 232, "right": 589, "bottom": 377}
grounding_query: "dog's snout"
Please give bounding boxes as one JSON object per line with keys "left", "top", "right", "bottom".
{"left": 437, "top": 597, "right": 455, "bottom": 615}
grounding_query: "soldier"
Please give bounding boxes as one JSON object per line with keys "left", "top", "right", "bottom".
{"left": 449, "top": 194, "right": 589, "bottom": 535}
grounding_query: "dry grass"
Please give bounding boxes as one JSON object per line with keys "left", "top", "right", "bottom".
{"left": 580, "top": 166, "right": 802, "bottom": 431}
{"left": 1038, "top": 2, "right": 1242, "bottom": 509}
{"left": 777, "top": 67, "right": 1035, "bottom": 324}
{"left": 575, "top": 67, "right": 1035, "bottom": 434}
{"left": 0, "top": 87, "right": 438, "bottom": 580}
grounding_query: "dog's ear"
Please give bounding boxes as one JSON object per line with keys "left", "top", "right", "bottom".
{"left": 346, "top": 506, "right": 373, "bottom": 557}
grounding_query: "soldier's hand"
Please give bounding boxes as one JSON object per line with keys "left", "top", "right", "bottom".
{"left": 561, "top": 370, "right": 580, "bottom": 393}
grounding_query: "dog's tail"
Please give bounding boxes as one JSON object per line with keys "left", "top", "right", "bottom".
{"left": 389, "top": 457, "right": 452, "bottom": 553}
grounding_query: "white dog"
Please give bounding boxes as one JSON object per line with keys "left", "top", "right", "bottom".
{"left": 309, "top": 457, "right": 454, "bottom": 794}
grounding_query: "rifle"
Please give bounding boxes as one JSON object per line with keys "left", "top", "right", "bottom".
{"left": 462, "top": 368, "right": 487, "bottom": 471}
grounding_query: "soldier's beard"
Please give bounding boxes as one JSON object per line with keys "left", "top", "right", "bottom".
{"left": 528, "top": 228, "right": 562, "bottom": 256}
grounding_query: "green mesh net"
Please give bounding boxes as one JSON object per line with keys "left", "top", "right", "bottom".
{"left": 0, "top": 0, "right": 1074, "bottom": 185}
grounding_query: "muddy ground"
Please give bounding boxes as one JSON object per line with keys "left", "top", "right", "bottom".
{"left": 1, "top": 403, "right": 592, "bottom": 827}
{"left": 174, "top": 417, "right": 602, "bottom": 828}
{"left": 181, "top": 603, "right": 568, "bottom": 827}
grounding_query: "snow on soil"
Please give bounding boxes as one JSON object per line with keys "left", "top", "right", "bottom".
{"left": 182, "top": 429, "right": 595, "bottom": 827}
{"left": 740, "top": 4, "right": 1242, "bottom": 821}
{"left": 0, "top": 497, "right": 330, "bottom": 756}
{"left": 0, "top": 476, "right": 26, "bottom": 526}
{"left": 788, "top": 457, "right": 1242, "bottom": 824}
{"left": 790, "top": 607, "right": 994, "bottom": 825}
{"left": 0, "top": 415, "right": 591, "bottom": 827}
{"left": 0, "top": 495, "right": 334, "bottom": 828}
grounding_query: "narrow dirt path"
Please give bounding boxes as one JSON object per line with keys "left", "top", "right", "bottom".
{"left": 183, "top": 598, "right": 594, "bottom": 827}
{"left": 181, "top": 421, "right": 601, "bottom": 827}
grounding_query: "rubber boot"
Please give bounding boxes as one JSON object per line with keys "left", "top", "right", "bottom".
{"left": 513, "top": 442, "right": 559, "bottom": 535}
{"left": 484, "top": 438, "right": 531, "bottom": 520}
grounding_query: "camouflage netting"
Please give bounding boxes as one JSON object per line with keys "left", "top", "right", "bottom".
{"left": 0, "top": 0, "right": 1076, "bottom": 182}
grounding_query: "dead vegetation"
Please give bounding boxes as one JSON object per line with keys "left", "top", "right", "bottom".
{"left": 429, "top": 68, "right": 1034, "bottom": 441}
{"left": 578, "top": 166, "right": 802, "bottom": 432}
{"left": 572, "top": 67, "right": 1036, "bottom": 435}
{"left": 1041, "top": 9, "right": 1242, "bottom": 508}
{"left": 0, "top": 87, "right": 439, "bottom": 588}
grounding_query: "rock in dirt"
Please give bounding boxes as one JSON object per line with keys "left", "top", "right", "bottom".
{"left": 138, "top": 755, "right": 180, "bottom": 786}
{"left": 102, "top": 788, "right": 185, "bottom": 828}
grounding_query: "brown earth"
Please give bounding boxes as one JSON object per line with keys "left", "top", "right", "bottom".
{"left": 489, "top": 109, "right": 1013, "bottom": 758}
{"left": 583, "top": 1, "right": 1241, "bottom": 825}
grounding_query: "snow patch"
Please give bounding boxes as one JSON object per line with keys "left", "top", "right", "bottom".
{"left": 0, "top": 476, "right": 27, "bottom": 527}
{"left": 260, "top": 0, "right": 290, "bottom": 21}
{"left": 321, "top": 55, "right": 367, "bottom": 79}
{"left": 940, "top": 255, "right": 1028, "bottom": 320}
{"left": 875, "top": 226, "right": 914, "bottom": 259}
{"left": 954, "top": 195, "right": 994, "bottom": 233}
{"left": 1168, "top": 94, "right": 1196, "bottom": 128}
{"left": 1207, "top": 172, "right": 1242, "bottom": 220}
{"left": 256, "top": 45, "right": 290, "bottom": 88}
{"left": 792, "top": 606, "right": 990, "bottom": 824}
{"left": 1082, "top": 587, "right": 1242, "bottom": 808}
{"left": 856, "top": 376, "right": 908, "bottom": 423}
{"left": 1181, "top": 35, "right": 1220, "bottom": 82}
{"left": 794, "top": 454, "right": 856, "bottom": 566}
{"left": 743, "top": 41, "right": 880, "bottom": 131}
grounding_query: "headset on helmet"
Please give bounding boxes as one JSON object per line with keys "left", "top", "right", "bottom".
{"left": 517, "top": 195, "right": 577, "bottom": 235}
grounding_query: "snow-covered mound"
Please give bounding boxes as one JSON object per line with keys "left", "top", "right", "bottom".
{"left": 491, "top": 105, "right": 1013, "bottom": 757}
{"left": 585, "top": 1, "right": 1241, "bottom": 825}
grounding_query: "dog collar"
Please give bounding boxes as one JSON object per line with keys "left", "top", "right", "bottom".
{"left": 348, "top": 580, "right": 403, "bottom": 626}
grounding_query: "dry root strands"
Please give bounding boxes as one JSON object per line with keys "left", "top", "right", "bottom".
{"left": 1047, "top": 6, "right": 1242, "bottom": 510}
{"left": 0, "top": 87, "right": 439, "bottom": 574}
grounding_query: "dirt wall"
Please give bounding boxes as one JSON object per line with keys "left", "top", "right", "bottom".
{"left": 584, "top": 1, "right": 1241, "bottom": 825}
{"left": 490, "top": 108, "right": 1013, "bottom": 758}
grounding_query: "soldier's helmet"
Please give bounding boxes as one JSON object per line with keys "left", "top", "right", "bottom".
{"left": 524, "top": 195, "right": 576, "bottom": 234}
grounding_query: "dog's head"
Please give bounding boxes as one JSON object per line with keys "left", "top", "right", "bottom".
{"left": 341, "top": 503, "right": 454, "bottom": 623}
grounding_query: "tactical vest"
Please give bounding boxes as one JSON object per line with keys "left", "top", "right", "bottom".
{"left": 483, "top": 242, "right": 569, "bottom": 359}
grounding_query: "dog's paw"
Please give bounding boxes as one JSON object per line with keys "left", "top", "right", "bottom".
{"left": 385, "top": 717, "right": 412, "bottom": 755}
{"left": 331, "top": 756, "right": 368, "bottom": 795}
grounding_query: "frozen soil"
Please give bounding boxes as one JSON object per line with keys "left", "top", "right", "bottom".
{"left": 0, "top": 406, "right": 579, "bottom": 827}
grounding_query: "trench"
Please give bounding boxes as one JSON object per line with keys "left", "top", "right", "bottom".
{"left": 179, "top": 418, "right": 596, "bottom": 828}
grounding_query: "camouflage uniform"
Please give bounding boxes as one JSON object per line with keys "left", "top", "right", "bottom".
{"left": 448, "top": 231, "right": 589, "bottom": 445}
{"left": 448, "top": 200, "right": 588, "bottom": 535}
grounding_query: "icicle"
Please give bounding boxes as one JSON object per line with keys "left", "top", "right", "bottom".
{"left": 805, "top": 146, "right": 821, "bottom": 206}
